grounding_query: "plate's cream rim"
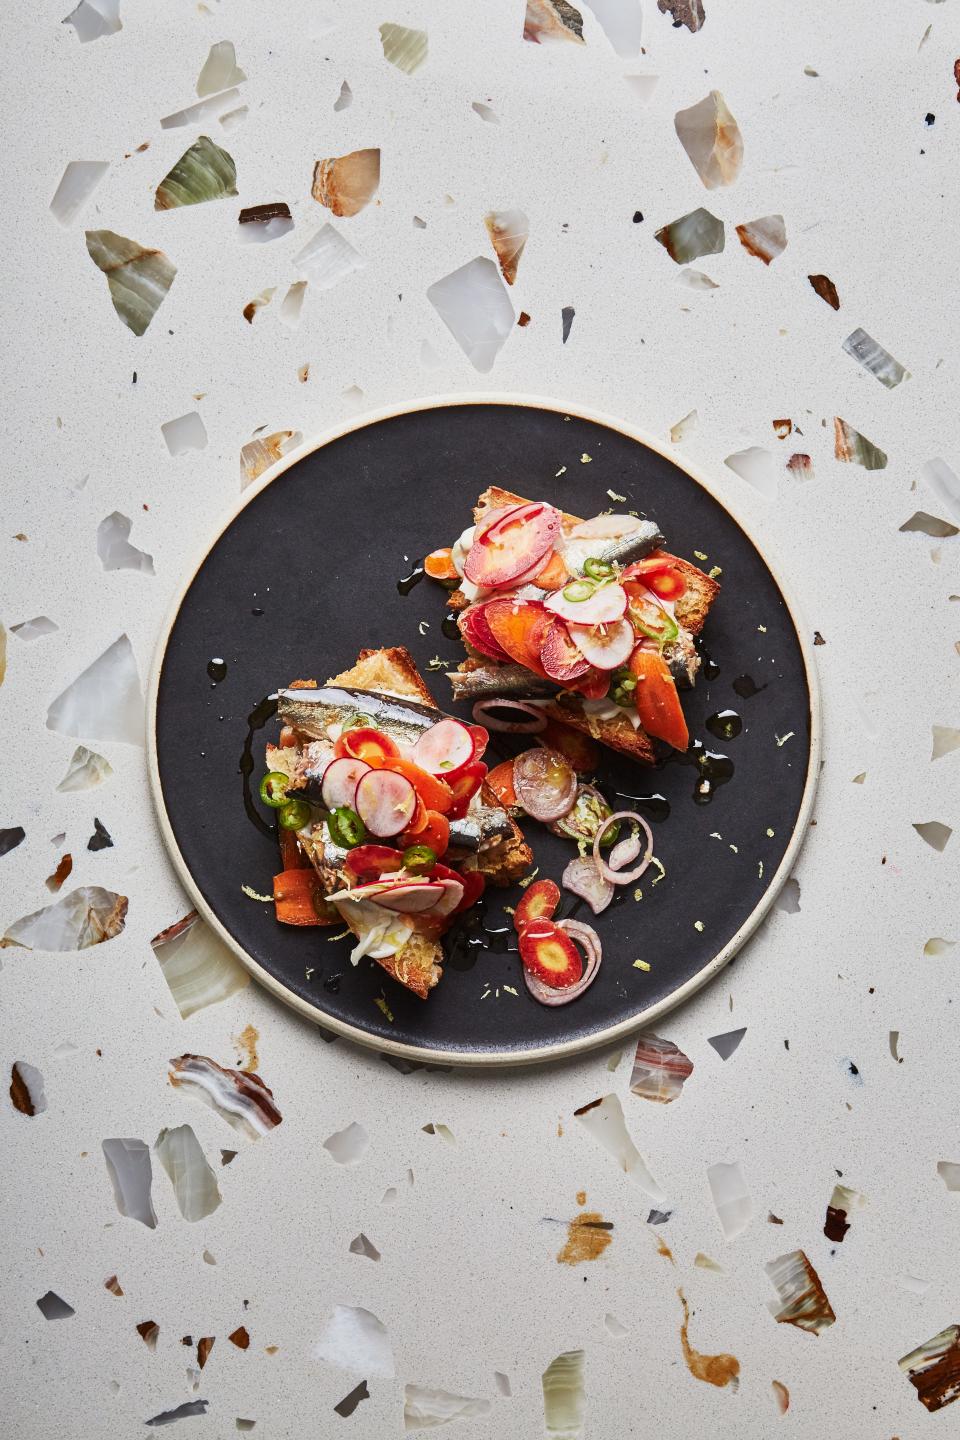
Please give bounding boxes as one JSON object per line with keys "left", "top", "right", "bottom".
{"left": 146, "top": 392, "right": 821, "bottom": 1068}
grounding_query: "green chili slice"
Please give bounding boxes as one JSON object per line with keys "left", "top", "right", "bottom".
{"left": 278, "top": 798, "right": 312, "bottom": 830}
{"left": 260, "top": 771, "right": 292, "bottom": 807}
{"left": 328, "top": 806, "right": 366, "bottom": 848}
{"left": 402, "top": 844, "right": 437, "bottom": 874}
{"left": 629, "top": 598, "right": 679, "bottom": 652}
{"left": 562, "top": 579, "right": 596, "bottom": 603}
{"left": 584, "top": 557, "right": 615, "bottom": 581}
{"left": 341, "top": 712, "right": 374, "bottom": 732}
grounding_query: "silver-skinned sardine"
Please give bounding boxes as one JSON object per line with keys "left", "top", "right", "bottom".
{"left": 564, "top": 519, "right": 664, "bottom": 575}
{"left": 278, "top": 685, "right": 440, "bottom": 746}
{"left": 448, "top": 666, "right": 557, "bottom": 703}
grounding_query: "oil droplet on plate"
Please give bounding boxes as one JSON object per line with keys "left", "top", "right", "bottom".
{"left": 732, "top": 674, "right": 766, "bottom": 699}
{"left": 706, "top": 710, "right": 742, "bottom": 741}
{"left": 397, "top": 561, "right": 425, "bottom": 596}
{"left": 207, "top": 657, "right": 227, "bottom": 684}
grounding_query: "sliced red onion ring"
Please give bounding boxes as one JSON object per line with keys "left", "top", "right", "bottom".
{"left": 471, "top": 699, "right": 548, "bottom": 733}
{"left": 593, "top": 810, "right": 654, "bottom": 885}
{"left": 562, "top": 856, "right": 614, "bottom": 914}
{"left": 523, "top": 918, "right": 602, "bottom": 1006}
{"left": 513, "top": 747, "right": 578, "bottom": 822}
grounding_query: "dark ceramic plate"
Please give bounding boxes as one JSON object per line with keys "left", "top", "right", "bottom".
{"left": 149, "top": 398, "right": 819, "bottom": 1065}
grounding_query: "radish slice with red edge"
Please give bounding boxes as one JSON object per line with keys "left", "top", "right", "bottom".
{"left": 566, "top": 617, "right": 635, "bottom": 671}
{"left": 561, "top": 856, "right": 614, "bottom": 914}
{"left": 545, "top": 582, "right": 628, "bottom": 625}
{"left": 540, "top": 618, "right": 593, "bottom": 682}
{"left": 463, "top": 502, "right": 560, "bottom": 588}
{"left": 428, "top": 878, "right": 465, "bottom": 917}
{"left": 513, "top": 747, "right": 578, "bottom": 822}
{"left": 374, "top": 882, "right": 446, "bottom": 913}
{"left": 523, "top": 919, "right": 602, "bottom": 1005}
{"left": 354, "top": 769, "right": 418, "bottom": 837}
{"left": 412, "top": 718, "right": 475, "bottom": 776}
{"left": 471, "top": 699, "right": 548, "bottom": 733}
{"left": 321, "top": 756, "right": 372, "bottom": 811}
{"left": 593, "top": 811, "right": 653, "bottom": 884}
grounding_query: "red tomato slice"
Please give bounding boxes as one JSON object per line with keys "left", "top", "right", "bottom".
{"left": 570, "top": 668, "right": 610, "bottom": 700}
{"left": 468, "top": 724, "right": 489, "bottom": 762}
{"left": 446, "top": 760, "right": 487, "bottom": 819}
{"left": 334, "top": 727, "right": 400, "bottom": 764}
{"left": 454, "top": 870, "right": 485, "bottom": 912}
{"left": 344, "top": 844, "right": 405, "bottom": 882}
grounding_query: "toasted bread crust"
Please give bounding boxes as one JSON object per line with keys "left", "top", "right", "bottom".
{"left": 328, "top": 646, "right": 439, "bottom": 708}
{"left": 377, "top": 929, "right": 442, "bottom": 999}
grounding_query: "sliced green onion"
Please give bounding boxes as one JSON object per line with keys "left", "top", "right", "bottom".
{"left": 402, "top": 844, "right": 437, "bottom": 873}
{"left": 328, "top": 805, "right": 366, "bottom": 848}
{"left": 341, "top": 712, "right": 374, "bottom": 732}
{"left": 584, "top": 557, "right": 615, "bottom": 581}
{"left": 260, "top": 771, "right": 292, "bottom": 807}
{"left": 278, "top": 798, "right": 312, "bottom": 830}
{"left": 562, "top": 579, "right": 596, "bottom": 603}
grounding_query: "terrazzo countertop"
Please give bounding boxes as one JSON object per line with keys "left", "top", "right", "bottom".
{"left": 3, "top": 0, "right": 960, "bottom": 1434}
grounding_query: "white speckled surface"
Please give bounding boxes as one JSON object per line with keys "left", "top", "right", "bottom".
{"left": 2, "top": 0, "right": 959, "bottom": 1434}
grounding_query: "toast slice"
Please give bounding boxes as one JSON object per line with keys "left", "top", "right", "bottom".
{"left": 448, "top": 486, "right": 720, "bottom": 765}
{"left": 273, "top": 646, "right": 532, "bottom": 999}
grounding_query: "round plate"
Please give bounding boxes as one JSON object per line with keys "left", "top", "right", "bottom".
{"left": 149, "top": 396, "right": 820, "bottom": 1066}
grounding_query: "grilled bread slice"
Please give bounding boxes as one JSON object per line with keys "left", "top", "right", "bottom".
{"left": 448, "top": 487, "right": 720, "bottom": 765}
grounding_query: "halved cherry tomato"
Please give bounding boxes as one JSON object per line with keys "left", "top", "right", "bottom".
{"left": 469, "top": 724, "right": 489, "bottom": 762}
{"left": 368, "top": 755, "right": 454, "bottom": 814}
{"left": 532, "top": 549, "right": 569, "bottom": 591}
{"left": 424, "top": 547, "right": 459, "bottom": 581}
{"left": 343, "top": 844, "right": 405, "bottom": 882}
{"left": 334, "top": 727, "right": 400, "bottom": 764}
{"left": 486, "top": 758, "right": 518, "bottom": 807}
{"left": 628, "top": 647, "right": 689, "bottom": 750}
{"left": 514, "top": 878, "right": 561, "bottom": 931}
{"left": 400, "top": 809, "right": 450, "bottom": 858}
{"left": 446, "top": 759, "right": 487, "bottom": 819}
{"left": 454, "top": 869, "right": 485, "bottom": 912}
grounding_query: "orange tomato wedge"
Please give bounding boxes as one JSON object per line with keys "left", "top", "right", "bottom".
{"left": 424, "top": 547, "right": 459, "bottom": 581}
{"left": 628, "top": 648, "right": 689, "bottom": 751}
{"left": 486, "top": 759, "right": 518, "bottom": 807}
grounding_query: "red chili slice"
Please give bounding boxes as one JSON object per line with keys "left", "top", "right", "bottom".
{"left": 343, "top": 845, "right": 405, "bottom": 882}
{"left": 446, "top": 760, "right": 487, "bottom": 819}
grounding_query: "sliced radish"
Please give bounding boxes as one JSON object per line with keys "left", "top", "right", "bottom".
{"left": 568, "top": 514, "right": 644, "bottom": 539}
{"left": 540, "top": 618, "right": 592, "bottom": 683}
{"left": 374, "top": 881, "right": 445, "bottom": 913}
{"left": 412, "top": 718, "right": 475, "bottom": 776}
{"left": 354, "top": 769, "right": 418, "bottom": 837}
{"left": 464, "top": 502, "right": 560, "bottom": 588}
{"left": 566, "top": 617, "right": 635, "bottom": 671}
{"left": 321, "top": 756, "right": 372, "bottom": 811}
{"left": 428, "top": 878, "right": 465, "bottom": 916}
{"left": 545, "top": 583, "right": 628, "bottom": 625}
{"left": 460, "top": 605, "right": 510, "bottom": 663}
